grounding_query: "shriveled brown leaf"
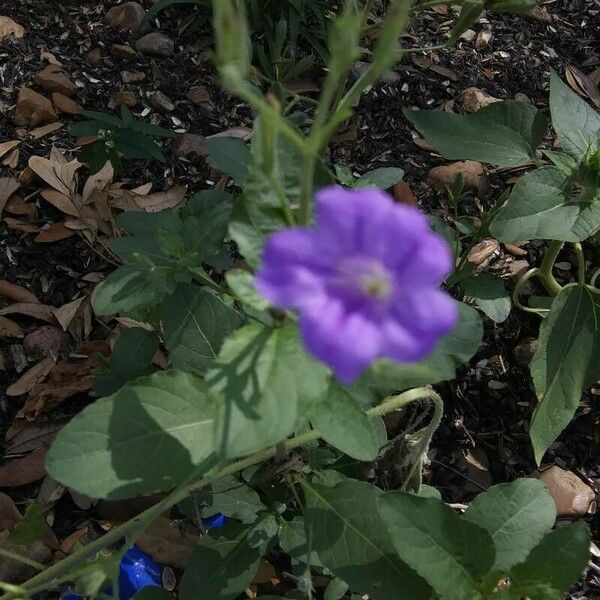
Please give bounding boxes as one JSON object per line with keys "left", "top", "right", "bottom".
{"left": 565, "top": 64, "right": 600, "bottom": 109}
{"left": 467, "top": 238, "right": 500, "bottom": 266}
{"left": 0, "top": 445, "right": 50, "bottom": 487}
{"left": 28, "top": 155, "right": 81, "bottom": 196}
{"left": 427, "top": 161, "right": 489, "bottom": 196}
{"left": 60, "top": 528, "right": 87, "bottom": 554}
{"left": 3, "top": 148, "right": 20, "bottom": 169}
{"left": 17, "top": 341, "right": 109, "bottom": 419}
{"left": 208, "top": 127, "right": 253, "bottom": 141}
{"left": 28, "top": 122, "right": 64, "bottom": 140}
{"left": 134, "top": 186, "right": 186, "bottom": 213}
{"left": 5, "top": 195, "right": 36, "bottom": 218}
{"left": 539, "top": 465, "right": 596, "bottom": 518}
{"left": 82, "top": 161, "right": 114, "bottom": 203}
{"left": 252, "top": 559, "right": 278, "bottom": 585}
{"left": 6, "top": 357, "right": 55, "bottom": 397}
{"left": 5, "top": 422, "right": 63, "bottom": 455}
{"left": 0, "top": 280, "right": 40, "bottom": 304}
{"left": 35, "top": 222, "right": 76, "bottom": 243}
{"left": 52, "top": 297, "right": 86, "bottom": 331}
{"left": 0, "top": 492, "right": 23, "bottom": 530}
{"left": 458, "top": 87, "right": 500, "bottom": 112}
{"left": 3, "top": 217, "right": 40, "bottom": 234}
{"left": 0, "top": 177, "right": 20, "bottom": 216}
{"left": 136, "top": 517, "right": 199, "bottom": 570}
{"left": 40, "top": 188, "right": 80, "bottom": 217}
{"left": 0, "top": 140, "right": 20, "bottom": 160}
{"left": 392, "top": 181, "right": 418, "bottom": 207}
{"left": 0, "top": 303, "right": 55, "bottom": 323}
{"left": 0, "top": 316, "right": 23, "bottom": 339}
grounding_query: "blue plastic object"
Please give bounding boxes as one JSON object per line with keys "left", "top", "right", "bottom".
{"left": 201, "top": 513, "right": 228, "bottom": 529}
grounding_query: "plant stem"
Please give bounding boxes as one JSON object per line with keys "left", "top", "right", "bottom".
{"left": 299, "top": 150, "right": 316, "bottom": 224}
{"left": 573, "top": 243, "right": 586, "bottom": 285}
{"left": 3, "top": 388, "right": 437, "bottom": 599}
{"left": 0, "top": 547, "right": 46, "bottom": 571}
{"left": 538, "top": 240, "right": 564, "bottom": 296}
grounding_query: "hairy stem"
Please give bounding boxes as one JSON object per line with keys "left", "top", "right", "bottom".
{"left": 3, "top": 388, "right": 437, "bottom": 599}
{"left": 574, "top": 243, "right": 586, "bottom": 285}
{"left": 0, "top": 547, "right": 45, "bottom": 572}
{"left": 538, "top": 240, "right": 564, "bottom": 296}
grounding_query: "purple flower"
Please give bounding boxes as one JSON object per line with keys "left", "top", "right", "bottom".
{"left": 255, "top": 186, "right": 458, "bottom": 383}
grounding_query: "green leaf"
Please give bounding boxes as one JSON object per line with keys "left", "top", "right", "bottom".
{"left": 475, "top": 100, "right": 548, "bottom": 150}
{"left": 490, "top": 166, "right": 600, "bottom": 243}
{"left": 529, "top": 284, "right": 600, "bottom": 464}
{"left": 206, "top": 137, "right": 252, "bottom": 185}
{"left": 225, "top": 269, "right": 269, "bottom": 312}
{"left": 8, "top": 504, "right": 48, "bottom": 544}
{"left": 180, "top": 522, "right": 262, "bottom": 600}
{"left": 511, "top": 521, "right": 590, "bottom": 597}
{"left": 404, "top": 104, "right": 535, "bottom": 166}
{"left": 377, "top": 492, "right": 495, "bottom": 600}
{"left": 309, "top": 383, "right": 382, "bottom": 461}
{"left": 463, "top": 275, "right": 511, "bottom": 323}
{"left": 46, "top": 370, "right": 217, "bottom": 499}
{"left": 464, "top": 479, "right": 556, "bottom": 572}
{"left": 550, "top": 70, "right": 600, "bottom": 160}
{"left": 207, "top": 324, "right": 329, "bottom": 459}
{"left": 303, "top": 479, "right": 431, "bottom": 600}
{"left": 162, "top": 284, "right": 245, "bottom": 375}
{"left": 364, "top": 302, "right": 482, "bottom": 391}
{"left": 324, "top": 578, "right": 349, "bottom": 600}
{"left": 93, "top": 328, "right": 159, "bottom": 396}
{"left": 446, "top": 0, "right": 484, "bottom": 46}
{"left": 356, "top": 167, "right": 404, "bottom": 189}
{"left": 278, "top": 516, "right": 323, "bottom": 567}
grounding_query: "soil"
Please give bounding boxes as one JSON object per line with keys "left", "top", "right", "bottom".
{"left": 0, "top": 0, "right": 599, "bottom": 598}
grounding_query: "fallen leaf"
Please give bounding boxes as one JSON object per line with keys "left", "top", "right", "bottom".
{"left": 539, "top": 466, "right": 596, "bottom": 518}
{"left": 0, "top": 280, "right": 40, "bottom": 304}
{"left": 458, "top": 87, "right": 501, "bottom": 112}
{"left": 252, "top": 559, "right": 278, "bottom": 585}
{"left": 0, "top": 16, "right": 24, "bottom": 41}
{"left": 28, "top": 122, "right": 64, "bottom": 140}
{"left": 0, "top": 140, "right": 20, "bottom": 160}
{"left": 427, "top": 161, "right": 489, "bottom": 196}
{"left": 467, "top": 238, "right": 500, "bottom": 266}
{"left": 0, "top": 445, "right": 50, "bottom": 487}
{"left": 0, "top": 177, "right": 20, "bottom": 216}
{"left": 6, "top": 358, "right": 55, "bottom": 397}
{"left": 40, "top": 188, "right": 80, "bottom": 217}
{"left": 5, "top": 422, "right": 63, "bottom": 454}
{"left": 392, "top": 180, "right": 418, "bottom": 206}
{"left": 82, "top": 161, "right": 114, "bottom": 203}
{"left": 135, "top": 517, "right": 199, "bottom": 570}
{"left": 0, "top": 316, "right": 23, "bottom": 338}
{"left": 0, "top": 303, "right": 56, "bottom": 323}
{"left": 208, "top": 127, "right": 253, "bottom": 140}
{"left": 5, "top": 195, "right": 37, "bottom": 218}
{"left": 565, "top": 64, "right": 600, "bottom": 109}
{"left": 3, "top": 148, "right": 20, "bottom": 169}
{"left": 35, "top": 222, "right": 76, "bottom": 243}
{"left": 52, "top": 297, "right": 86, "bottom": 331}
{"left": 60, "top": 528, "right": 87, "bottom": 554}
{"left": 28, "top": 155, "right": 81, "bottom": 197}
{"left": 0, "top": 492, "right": 23, "bottom": 530}
{"left": 40, "top": 50, "right": 62, "bottom": 66}
{"left": 134, "top": 186, "right": 186, "bottom": 213}
{"left": 3, "top": 218, "right": 40, "bottom": 234}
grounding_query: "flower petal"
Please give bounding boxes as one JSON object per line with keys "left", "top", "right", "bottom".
{"left": 299, "top": 298, "right": 382, "bottom": 383}
{"left": 395, "top": 231, "right": 454, "bottom": 286}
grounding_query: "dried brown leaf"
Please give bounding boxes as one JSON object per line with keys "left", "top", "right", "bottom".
{"left": 40, "top": 188, "right": 80, "bottom": 217}
{"left": 0, "top": 492, "right": 23, "bottom": 530}
{"left": 0, "top": 140, "right": 20, "bottom": 160}
{"left": 0, "top": 280, "right": 40, "bottom": 304}
{"left": 52, "top": 297, "right": 86, "bottom": 331}
{"left": 6, "top": 357, "right": 55, "bottom": 396}
{"left": 5, "top": 195, "right": 37, "bottom": 218}
{"left": 82, "top": 161, "right": 114, "bottom": 203}
{"left": 3, "top": 148, "right": 20, "bottom": 169}
{"left": 565, "top": 64, "right": 600, "bottom": 109}
{"left": 0, "top": 445, "right": 50, "bottom": 487}
{"left": 0, "top": 303, "right": 56, "bottom": 323}
{"left": 35, "top": 222, "right": 76, "bottom": 243}
{"left": 28, "top": 122, "right": 64, "bottom": 140}
{"left": 3, "top": 217, "right": 40, "bottom": 234}
{"left": 134, "top": 186, "right": 186, "bottom": 213}
{"left": 0, "top": 177, "right": 20, "bottom": 216}
{"left": 0, "top": 316, "right": 23, "bottom": 338}
{"left": 28, "top": 155, "right": 81, "bottom": 196}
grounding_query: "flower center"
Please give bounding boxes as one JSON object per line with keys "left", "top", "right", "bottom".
{"left": 336, "top": 257, "right": 393, "bottom": 301}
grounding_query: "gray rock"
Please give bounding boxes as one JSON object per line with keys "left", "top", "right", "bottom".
{"left": 135, "top": 32, "right": 174, "bottom": 57}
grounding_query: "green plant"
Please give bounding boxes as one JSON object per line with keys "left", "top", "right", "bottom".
{"left": 70, "top": 106, "right": 175, "bottom": 174}
{"left": 406, "top": 71, "right": 600, "bottom": 463}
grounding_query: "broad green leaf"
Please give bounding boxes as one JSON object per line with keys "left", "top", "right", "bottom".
{"left": 378, "top": 492, "right": 495, "bottom": 600}
{"left": 490, "top": 166, "right": 600, "bottom": 243}
{"left": 446, "top": 1, "right": 484, "bottom": 46}
{"left": 278, "top": 516, "right": 323, "bottom": 567}
{"left": 46, "top": 370, "right": 217, "bottom": 499}
{"left": 529, "top": 284, "right": 600, "bottom": 464}
{"left": 180, "top": 522, "right": 262, "bottom": 600}
{"left": 356, "top": 167, "right": 404, "bottom": 189}
{"left": 93, "top": 328, "right": 158, "bottom": 396}
{"left": 550, "top": 70, "right": 600, "bottom": 160}
{"left": 162, "top": 284, "right": 245, "bottom": 375}
{"left": 510, "top": 521, "right": 590, "bottom": 597}
{"left": 475, "top": 101, "right": 548, "bottom": 150}
{"left": 429, "top": 215, "right": 461, "bottom": 259}
{"left": 309, "top": 383, "right": 381, "bottom": 461}
{"left": 324, "top": 578, "right": 349, "bottom": 600}
{"left": 463, "top": 275, "right": 511, "bottom": 323}
{"left": 180, "top": 475, "right": 265, "bottom": 524}
{"left": 303, "top": 480, "right": 431, "bottom": 600}
{"left": 206, "top": 137, "right": 251, "bottom": 185}
{"left": 464, "top": 479, "right": 555, "bottom": 571}
{"left": 225, "top": 269, "right": 269, "bottom": 312}
{"left": 8, "top": 504, "right": 47, "bottom": 544}
{"left": 404, "top": 105, "right": 535, "bottom": 166}
{"left": 364, "top": 302, "right": 482, "bottom": 391}
{"left": 207, "top": 324, "right": 330, "bottom": 459}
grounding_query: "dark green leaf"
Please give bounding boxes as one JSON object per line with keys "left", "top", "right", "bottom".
{"left": 529, "top": 284, "right": 600, "bottom": 464}
{"left": 378, "top": 492, "right": 495, "bottom": 600}
{"left": 464, "top": 479, "right": 556, "bottom": 571}
{"left": 278, "top": 516, "right": 323, "bottom": 567}
{"left": 550, "top": 70, "right": 600, "bottom": 160}
{"left": 225, "top": 270, "right": 269, "bottom": 312}
{"left": 206, "top": 137, "right": 252, "bottom": 185}
{"left": 207, "top": 324, "right": 329, "bottom": 459}
{"left": 356, "top": 167, "right": 404, "bottom": 189}
{"left": 462, "top": 274, "right": 511, "bottom": 323}
{"left": 303, "top": 479, "right": 431, "bottom": 600}
{"left": 162, "top": 284, "right": 245, "bottom": 375}
{"left": 46, "top": 370, "right": 217, "bottom": 499}
{"left": 511, "top": 521, "right": 590, "bottom": 598}
{"left": 94, "top": 327, "right": 159, "bottom": 396}
{"left": 8, "top": 504, "right": 47, "bottom": 544}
